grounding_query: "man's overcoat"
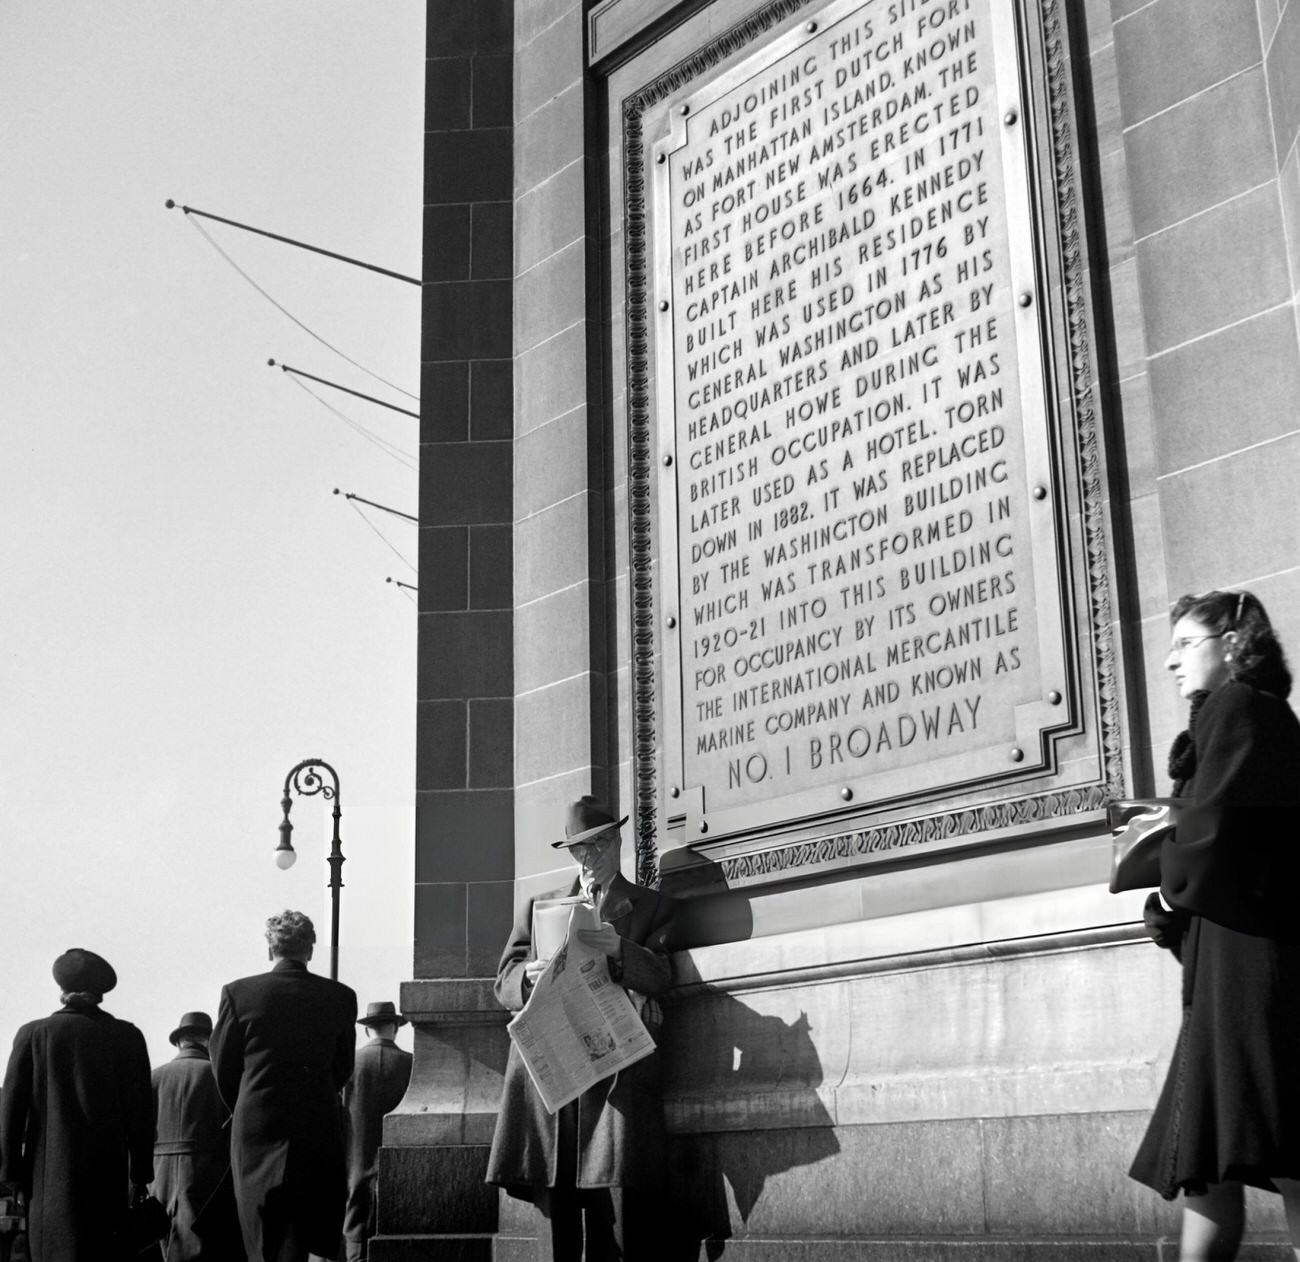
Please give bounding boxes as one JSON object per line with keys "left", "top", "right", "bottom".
{"left": 210, "top": 960, "right": 357, "bottom": 1260}
{"left": 151, "top": 1046, "right": 237, "bottom": 1260}
{"left": 0, "top": 1003, "right": 154, "bottom": 1261}
{"left": 342, "top": 1038, "right": 412, "bottom": 1259}
{"left": 485, "top": 873, "right": 676, "bottom": 1195}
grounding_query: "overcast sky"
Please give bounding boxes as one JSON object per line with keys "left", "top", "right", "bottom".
{"left": 0, "top": 2, "right": 425, "bottom": 1066}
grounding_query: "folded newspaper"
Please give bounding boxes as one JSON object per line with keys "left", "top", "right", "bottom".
{"left": 508, "top": 899, "right": 656, "bottom": 1113}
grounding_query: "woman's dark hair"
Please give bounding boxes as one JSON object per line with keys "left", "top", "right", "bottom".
{"left": 1171, "top": 589, "right": 1291, "bottom": 698}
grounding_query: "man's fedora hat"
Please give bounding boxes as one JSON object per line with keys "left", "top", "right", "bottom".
{"left": 358, "top": 1000, "right": 408, "bottom": 1028}
{"left": 551, "top": 795, "right": 629, "bottom": 849}
{"left": 169, "top": 1011, "right": 213, "bottom": 1045}
{"left": 52, "top": 948, "right": 117, "bottom": 995}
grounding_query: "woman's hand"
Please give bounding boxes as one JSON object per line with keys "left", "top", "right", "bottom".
{"left": 576, "top": 925, "right": 623, "bottom": 959}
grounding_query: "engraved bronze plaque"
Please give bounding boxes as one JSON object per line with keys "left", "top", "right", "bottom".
{"left": 642, "top": 0, "right": 1083, "bottom": 844}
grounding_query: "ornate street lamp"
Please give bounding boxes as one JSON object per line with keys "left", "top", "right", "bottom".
{"left": 276, "top": 758, "right": 345, "bottom": 980}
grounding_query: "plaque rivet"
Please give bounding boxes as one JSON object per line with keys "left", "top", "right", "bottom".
{"left": 670, "top": 786, "right": 680, "bottom": 799}
{"left": 1048, "top": 690, "right": 1062, "bottom": 705}
{"left": 698, "top": 820, "right": 708, "bottom": 834}
{"left": 659, "top": 299, "right": 670, "bottom": 312}
{"left": 656, "top": 152, "right": 666, "bottom": 165}
{"left": 1033, "top": 485, "right": 1048, "bottom": 500}
{"left": 1019, "top": 291, "right": 1033, "bottom": 307}
{"left": 1004, "top": 107, "right": 1018, "bottom": 125}
{"left": 666, "top": 615, "right": 677, "bottom": 629}
{"left": 680, "top": 103, "right": 690, "bottom": 116}
{"left": 663, "top": 454, "right": 673, "bottom": 467}
{"left": 840, "top": 786, "right": 853, "bottom": 801}
{"left": 1010, "top": 747, "right": 1024, "bottom": 762}
{"left": 805, "top": 20, "right": 818, "bottom": 33}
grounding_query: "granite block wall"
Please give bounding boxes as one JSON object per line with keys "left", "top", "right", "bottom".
{"left": 1097, "top": 0, "right": 1300, "bottom": 791}
{"left": 416, "top": 0, "right": 515, "bottom": 987}
{"left": 512, "top": 0, "right": 622, "bottom": 883}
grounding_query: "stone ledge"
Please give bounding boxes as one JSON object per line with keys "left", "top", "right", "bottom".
{"left": 667, "top": 882, "right": 1152, "bottom": 998}
{"left": 401, "top": 977, "right": 503, "bottom": 1019}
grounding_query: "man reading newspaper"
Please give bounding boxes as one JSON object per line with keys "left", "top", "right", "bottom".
{"left": 486, "top": 796, "right": 676, "bottom": 1261}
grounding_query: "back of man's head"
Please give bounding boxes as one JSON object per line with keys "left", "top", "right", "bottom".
{"left": 265, "top": 909, "right": 316, "bottom": 961}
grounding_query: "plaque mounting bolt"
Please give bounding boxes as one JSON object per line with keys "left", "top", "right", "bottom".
{"left": 656, "top": 152, "right": 666, "bottom": 164}
{"left": 840, "top": 786, "right": 853, "bottom": 801}
{"left": 659, "top": 299, "right": 670, "bottom": 312}
{"left": 666, "top": 615, "right": 677, "bottom": 629}
{"left": 1048, "top": 690, "right": 1062, "bottom": 704}
{"left": 805, "top": 21, "right": 818, "bottom": 33}
{"left": 680, "top": 104, "right": 690, "bottom": 116}
{"left": 670, "top": 786, "right": 680, "bottom": 799}
{"left": 1010, "top": 747, "right": 1024, "bottom": 762}
{"left": 663, "top": 454, "right": 673, "bottom": 467}
{"left": 1033, "top": 485, "right": 1048, "bottom": 500}
{"left": 1019, "top": 291, "right": 1033, "bottom": 307}
{"left": 698, "top": 820, "right": 708, "bottom": 834}
{"left": 1004, "top": 107, "right": 1018, "bottom": 125}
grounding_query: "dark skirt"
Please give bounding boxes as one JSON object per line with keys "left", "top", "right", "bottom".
{"left": 1131, "top": 915, "right": 1300, "bottom": 1198}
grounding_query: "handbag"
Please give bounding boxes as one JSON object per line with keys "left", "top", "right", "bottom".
{"left": 116, "top": 1187, "right": 170, "bottom": 1256}
{"left": 1107, "top": 798, "right": 1186, "bottom": 893}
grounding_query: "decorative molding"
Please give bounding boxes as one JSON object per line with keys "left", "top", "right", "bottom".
{"left": 619, "top": 0, "right": 1121, "bottom": 888}
{"left": 713, "top": 782, "right": 1110, "bottom": 885}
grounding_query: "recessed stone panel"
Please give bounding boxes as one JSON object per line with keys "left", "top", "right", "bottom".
{"left": 1150, "top": 307, "right": 1300, "bottom": 475}
{"left": 517, "top": 160, "right": 588, "bottom": 273}
{"left": 1124, "top": 69, "right": 1273, "bottom": 242}
{"left": 515, "top": 321, "right": 588, "bottom": 438}
{"left": 1113, "top": 0, "right": 1259, "bottom": 128}
{"left": 1159, "top": 434, "right": 1300, "bottom": 599}
{"left": 514, "top": 238, "right": 587, "bottom": 354}
{"left": 514, "top": 674, "right": 597, "bottom": 787}
{"left": 1133, "top": 185, "right": 1290, "bottom": 356}
{"left": 516, "top": 3, "right": 584, "bottom": 123}
{"left": 1266, "top": 0, "right": 1300, "bottom": 164}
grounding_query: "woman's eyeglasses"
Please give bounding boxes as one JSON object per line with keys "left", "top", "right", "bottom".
{"left": 1169, "top": 633, "right": 1225, "bottom": 652}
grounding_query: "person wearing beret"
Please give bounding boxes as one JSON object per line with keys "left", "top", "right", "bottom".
{"left": 486, "top": 796, "right": 677, "bottom": 1261}
{"left": 0, "top": 948, "right": 155, "bottom": 1260}
{"left": 151, "top": 1012, "right": 241, "bottom": 1261}
{"left": 341, "top": 1002, "right": 412, "bottom": 1261}
{"left": 210, "top": 911, "right": 357, "bottom": 1262}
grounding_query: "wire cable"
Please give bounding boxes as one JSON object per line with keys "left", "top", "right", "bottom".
{"left": 285, "top": 374, "right": 418, "bottom": 471}
{"left": 186, "top": 214, "right": 419, "bottom": 401}
{"left": 349, "top": 500, "right": 417, "bottom": 574}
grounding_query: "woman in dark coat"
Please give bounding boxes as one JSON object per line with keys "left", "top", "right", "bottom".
{"left": 1131, "top": 590, "right": 1300, "bottom": 1259}
{"left": 486, "top": 797, "right": 676, "bottom": 1261}
{"left": 0, "top": 948, "right": 155, "bottom": 1262}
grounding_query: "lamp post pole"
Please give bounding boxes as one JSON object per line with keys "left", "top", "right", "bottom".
{"left": 276, "top": 758, "right": 344, "bottom": 980}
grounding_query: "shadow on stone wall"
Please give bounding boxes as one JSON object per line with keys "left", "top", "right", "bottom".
{"left": 662, "top": 990, "right": 841, "bottom": 1259}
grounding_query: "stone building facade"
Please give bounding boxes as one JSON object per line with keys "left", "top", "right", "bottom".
{"left": 376, "top": 0, "right": 1300, "bottom": 1256}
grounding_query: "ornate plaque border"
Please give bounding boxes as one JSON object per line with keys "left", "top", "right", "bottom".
{"left": 620, "top": 0, "right": 1124, "bottom": 888}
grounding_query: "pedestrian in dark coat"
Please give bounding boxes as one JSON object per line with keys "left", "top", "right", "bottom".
{"left": 486, "top": 797, "right": 676, "bottom": 1261}
{"left": 0, "top": 948, "right": 155, "bottom": 1262}
{"left": 151, "top": 1012, "right": 241, "bottom": 1261}
{"left": 211, "top": 912, "right": 357, "bottom": 1262}
{"left": 1130, "top": 590, "right": 1300, "bottom": 1259}
{"left": 342, "top": 1003, "right": 412, "bottom": 1261}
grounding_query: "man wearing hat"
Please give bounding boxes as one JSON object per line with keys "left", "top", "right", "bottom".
{"left": 486, "top": 796, "right": 677, "bottom": 1260}
{"left": 151, "top": 1011, "right": 240, "bottom": 1260}
{"left": 342, "top": 1002, "right": 413, "bottom": 1261}
{"left": 0, "top": 948, "right": 155, "bottom": 1260}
